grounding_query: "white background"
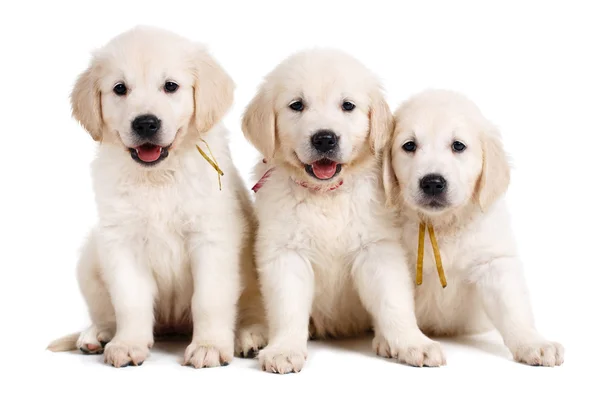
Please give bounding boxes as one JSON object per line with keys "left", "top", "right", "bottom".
{"left": 1, "top": 0, "right": 598, "bottom": 398}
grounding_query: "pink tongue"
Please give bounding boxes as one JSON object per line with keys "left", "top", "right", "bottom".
{"left": 136, "top": 145, "right": 162, "bottom": 162}
{"left": 312, "top": 161, "right": 338, "bottom": 180}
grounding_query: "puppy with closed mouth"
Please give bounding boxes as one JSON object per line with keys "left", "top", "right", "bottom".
{"left": 383, "top": 89, "right": 564, "bottom": 366}
{"left": 47, "top": 26, "right": 267, "bottom": 367}
{"left": 243, "top": 49, "right": 444, "bottom": 374}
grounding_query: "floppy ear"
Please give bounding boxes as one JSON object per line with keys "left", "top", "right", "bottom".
{"left": 368, "top": 90, "right": 394, "bottom": 154}
{"left": 241, "top": 85, "right": 276, "bottom": 160}
{"left": 71, "top": 63, "right": 103, "bottom": 141}
{"left": 382, "top": 144, "right": 400, "bottom": 208}
{"left": 476, "top": 127, "right": 511, "bottom": 211}
{"left": 192, "top": 49, "right": 235, "bottom": 134}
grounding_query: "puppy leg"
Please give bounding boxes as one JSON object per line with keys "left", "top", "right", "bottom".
{"left": 99, "top": 243, "right": 156, "bottom": 368}
{"left": 258, "top": 251, "right": 312, "bottom": 374}
{"left": 75, "top": 235, "right": 116, "bottom": 354}
{"left": 353, "top": 241, "right": 446, "bottom": 367}
{"left": 235, "top": 257, "right": 268, "bottom": 358}
{"left": 474, "top": 257, "right": 564, "bottom": 366}
{"left": 235, "top": 294, "right": 268, "bottom": 359}
{"left": 183, "top": 238, "right": 240, "bottom": 368}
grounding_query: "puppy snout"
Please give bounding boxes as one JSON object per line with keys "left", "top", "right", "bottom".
{"left": 132, "top": 114, "right": 161, "bottom": 139}
{"left": 420, "top": 174, "right": 447, "bottom": 196}
{"left": 311, "top": 130, "right": 338, "bottom": 153}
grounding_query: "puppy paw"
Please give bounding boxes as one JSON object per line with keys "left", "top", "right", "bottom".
{"left": 235, "top": 323, "right": 268, "bottom": 358}
{"left": 373, "top": 333, "right": 446, "bottom": 367}
{"left": 510, "top": 340, "right": 564, "bottom": 367}
{"left": 259, "top": 345, "right": 306, "bottom": 374}
{"left": 103, "top": 339, "right": 151, "bottom": 367}
{"left": 77, "top": 326, "right": 114, "bottom": 355}
{"left": 183, "top": 342, "right": 233, "bottom": 368}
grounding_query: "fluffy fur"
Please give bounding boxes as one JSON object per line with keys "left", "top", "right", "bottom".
{"left": 47, "top": 26, "right": 266, "bottom": 367}
{"left": 242, "top": 49, "right": 444, "bottom": 374}
{"left": 382, "top": 89, "right": 564, "bottom": 366}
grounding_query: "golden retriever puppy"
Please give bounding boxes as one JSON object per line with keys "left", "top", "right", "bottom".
{"left": 47, "top": 26, "right": 266, "bottom": 367}
{"left": 382, "top": 89, "right": 564, "bottom": 366}
{"left": 242, "top": 49, "right": 444, "bottom": 374}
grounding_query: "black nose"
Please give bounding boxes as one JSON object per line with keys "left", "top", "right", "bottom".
{"left": 420, "top": 174, "right": 447, "bottom": 196}
{"left": 311, "top": 130, "right": 338, "bottom": 153}
{"left": 131, "top": 114, "right": 161, "bottom": 138}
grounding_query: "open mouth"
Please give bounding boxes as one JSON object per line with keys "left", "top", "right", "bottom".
{"left": 305, "top": 159, "right": 342, "bottom": 180}
{"left": 129, "top": 143, "right": 170, "bottom": 166}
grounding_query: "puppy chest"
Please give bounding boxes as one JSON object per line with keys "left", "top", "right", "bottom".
{"left": 99, "top": 188, "right": 195, "bottom": 268}
{"left": 142, "top": 222, "right": 189, "bottom": 267}
{"left": 402, "top": 226, "right": 464, "bottom": 278}
{"left": 294, "top": 197, "right": 375, "bottom": 253}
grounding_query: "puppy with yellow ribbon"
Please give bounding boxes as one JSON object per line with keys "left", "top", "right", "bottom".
{"left": 383, "top": 89, "right": 564, "bottom": 367}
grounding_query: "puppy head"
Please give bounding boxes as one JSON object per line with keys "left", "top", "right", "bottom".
{"left": 242, "top": 48, "right": 392, "bottom": 183}
{"left": 383, "top": 89, "right": 510, "bottom": 216}
{"left": 71, "top": 26, "right": 233, "bottom": 167}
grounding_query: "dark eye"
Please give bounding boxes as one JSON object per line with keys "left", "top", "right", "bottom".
{"left": 452, "top": 141, "right": 466, "bottom": 153}
{"left": 289, "top": 100, "right": 304, "bottom": 112}
{"left": 402, "top": 141, "right": 417, "bottom": 153}
{"left": 113, "top": 83, "right": 127, "bottom": 96}
{"left": 164, "top": 81, "right": 179, "bottom": 93}
{"left": 342, "top": 101, "right": 355, "bottom": 111}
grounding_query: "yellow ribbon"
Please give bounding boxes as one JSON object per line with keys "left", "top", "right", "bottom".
{"left": 196, "top": 138, "right": 224, "bottom": 191}
{"left": 416, "top": 222, "right": 447, "bottom": 288}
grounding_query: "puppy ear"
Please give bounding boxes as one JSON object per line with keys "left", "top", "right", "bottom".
{"left": 241, "top": 85, "right": 276, "bottom": 160}
{"left": 476, "top": 126, "right": 511, "bottom": 211}
{"left": 71, "top": 63, "right": 103, "bottom": 141}
{"left": 192, "top": 48, "right": 235, "bottom": 134}
{"left": 382, "top": 144, "right": 400, "bottom": 208}
{"left": 368, "top": 89, "right": 394, "bottom": 154}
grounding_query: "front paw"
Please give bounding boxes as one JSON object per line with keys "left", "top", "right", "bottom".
{"left": 104, "top": 339, "right": 151, "bottom": 367}
{"left": 235, "top": 323, "right": 268, "bottom": 358}
{"left": 183, "top": 341, "right": 233, "bottom": 368}
{"left": 258, "top": 344, "right": 307, "bottom": 374}
{"left": 373, "top": 333, "right": 446, "bottom": 367}
{"left": 509, "top": 339, "right": 564, "bottom": 367}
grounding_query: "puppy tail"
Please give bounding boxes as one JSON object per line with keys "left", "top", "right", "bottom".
{"left": 46, "top": 332, "right": 80, "bottom": 352}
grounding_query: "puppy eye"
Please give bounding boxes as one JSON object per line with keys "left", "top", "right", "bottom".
{"left": 289, "top": 100, "right": 304, "bottom": 112}
{"left": 402, "top": 141, "right": 417, "bottom": 153}
{"left": 164, "top": 81, "right": 179, "bottom": 93}
{"left": 452, "top": 141, "right": 467, "bottom": 153}
{"left": 113, "top": 83, "right": 127, "bottom": 96}
{"left": 342, "top": 101, "right": 355, "bottom": 112}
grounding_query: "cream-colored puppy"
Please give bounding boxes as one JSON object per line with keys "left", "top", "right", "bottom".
{"left": 383, "top": 89, "right": 564, "bottom": 366}
{"left": 47, "top": 26, "right": 266, "bottom": 367}
{"left": 243, "top": 49, "right": 444, "bottom": 374}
